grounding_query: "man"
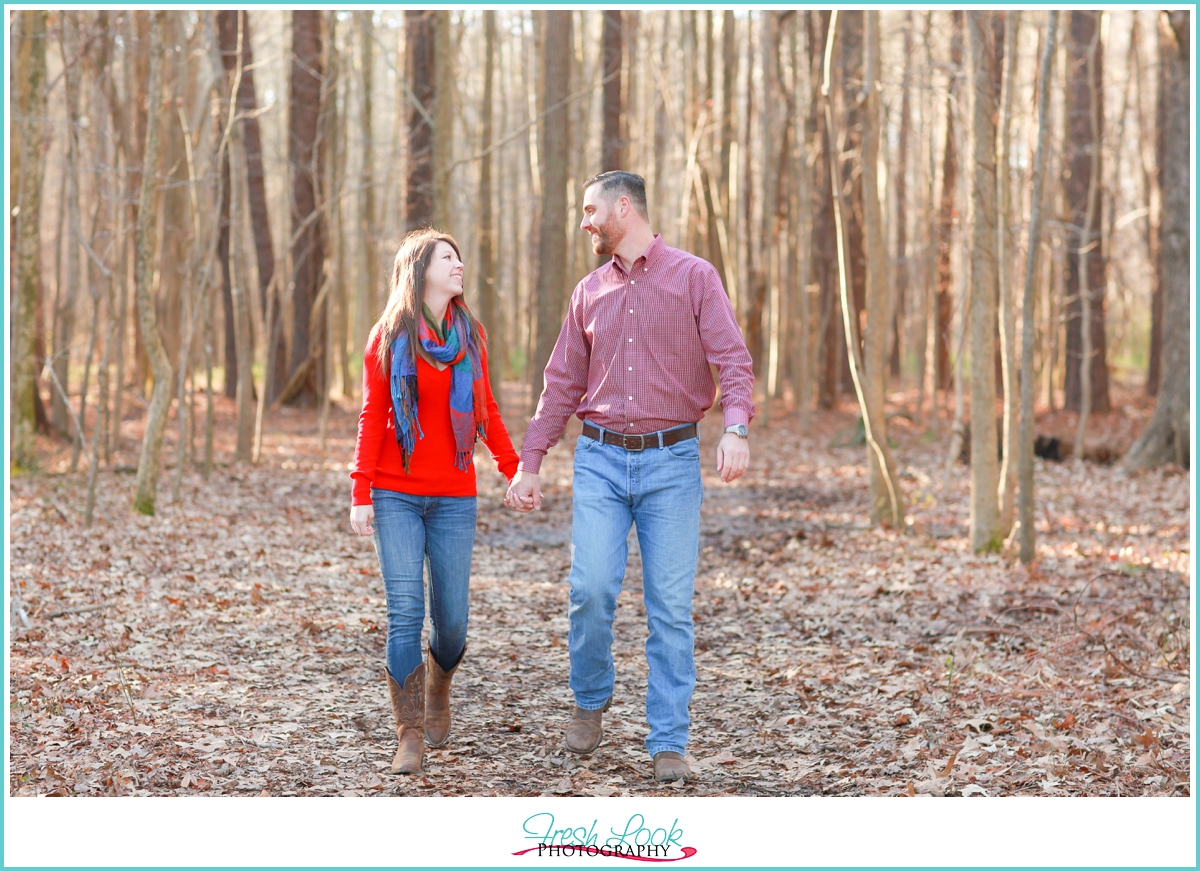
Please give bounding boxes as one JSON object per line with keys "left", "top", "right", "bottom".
{"left": 505, "top": 171, "right": 755, "bottom": 782}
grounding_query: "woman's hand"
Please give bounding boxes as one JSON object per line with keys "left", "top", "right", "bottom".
{"left": 350, "top": 504, "right": 375, "bottom": 536}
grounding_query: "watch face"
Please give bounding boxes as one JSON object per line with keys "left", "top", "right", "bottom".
{"left": 726, "top": 425, "right": 748, "bottom": 437}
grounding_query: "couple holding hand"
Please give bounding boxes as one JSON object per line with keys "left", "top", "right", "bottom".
{"left": 349, "top": 171, "right": 755, "bottom": 783}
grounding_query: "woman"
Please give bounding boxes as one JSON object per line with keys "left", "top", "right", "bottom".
{"left": 350, "top": 229, "right": 517, "bottom": 774}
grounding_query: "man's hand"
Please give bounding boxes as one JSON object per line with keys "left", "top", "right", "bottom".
{"left": 350, "top": 504, "right": 375, "bottom": 536}
{"left": 505, "top": 470, "right": 542, "bottom": 512}
{"left": 715, "top": 432, "right": 749, "bottom": 483}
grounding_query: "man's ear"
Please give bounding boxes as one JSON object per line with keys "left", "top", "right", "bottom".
{"left": 618, "top": 195, "right": 630, "bottom": 217}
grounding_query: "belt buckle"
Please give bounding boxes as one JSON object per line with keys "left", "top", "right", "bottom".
{"left": 622, "top": 433, "right": 647, "bottom": 451}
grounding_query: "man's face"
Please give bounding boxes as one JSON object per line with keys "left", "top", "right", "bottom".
{"left": 580, "top": 187, "right": 624, "bottom": 256}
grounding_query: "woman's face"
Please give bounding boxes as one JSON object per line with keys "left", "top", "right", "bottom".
{"left": 423, "top": 241, "right": 464, "bottom": 302}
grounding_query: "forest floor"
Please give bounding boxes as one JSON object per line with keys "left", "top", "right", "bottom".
{"left": 7, "top": 385, "right": 1192, "bottom": 797}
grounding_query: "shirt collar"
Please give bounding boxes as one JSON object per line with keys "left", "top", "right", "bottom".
{"left": 609, "top": 233, "right": 665, "bottom": 276}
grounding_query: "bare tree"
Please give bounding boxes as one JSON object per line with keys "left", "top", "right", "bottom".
{"left": 966, "top": 11, "right": 1001, "bottom": 552}
{"left": 1063, "top": 10, "right": 1110, "bottom": 417}
{"left": 888, "top": 12, "right": 913, "bottom": 381}
{"left": 997, "top": 12, "right": 1021, "bottom": 534}
{"left": 601, "top": 10, "right": 624, "bottom": 172}
{"left": 529, "top": 11, "right": 573, "bottom": 414}
{"left": 934, "top": 11, "right": 964, "bottom": 394}
{"left": 477, "top": 11, "right": 501, "bottom": 394}
{"left": 11, "top": 10, "right": 49, "bottom": 471}
{"left": 283, "top": 11, "right": 327, "bottom": 407}
{"left": 823, "top": 11, "right": 902, "bottom": 529}
{"left": 1123, "top": 12, "right": 1190, "bottom": 470}
{"left": 861, "top": 11, "right": 904, "bottom": 528}
{"left": 132, "top": 11, "right": 175, "bottom": 515}
{"left": 1019, "top": 11, "right": 1060, "bottom": 563}
{"left": 406, "top": 10, "right": 435, "bottom": 230}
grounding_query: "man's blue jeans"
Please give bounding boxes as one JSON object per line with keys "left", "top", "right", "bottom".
{"left": 567, "top": 427, "right": 703, "bottom": 758}
{"left": 371, "top": 489, "right": 476, "bottom": 682}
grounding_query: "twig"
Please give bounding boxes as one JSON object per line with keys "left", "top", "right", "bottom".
{"left": 46, "top": 603, "right": 112, "bottom": 619}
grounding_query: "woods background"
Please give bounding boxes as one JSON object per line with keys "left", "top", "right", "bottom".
{"left": 10, "top": 9, "right": 1192, "bottom": 511}
{"left": 5, "top": 9, "right": 1192, "bottom": 801}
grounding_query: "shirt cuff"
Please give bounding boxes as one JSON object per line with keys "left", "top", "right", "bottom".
{"left": 517, "top": 452, "right": 544, "bottom": 474}
{"left": 722, "top": 407, "right": 750, "bottom": 429}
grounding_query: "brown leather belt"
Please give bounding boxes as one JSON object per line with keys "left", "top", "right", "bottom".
{"left": 580, "top": 422, "right": 698, "bottom": 451}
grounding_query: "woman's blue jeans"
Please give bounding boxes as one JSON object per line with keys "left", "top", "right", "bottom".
{"left": 566, "top": 429, "right": 703, "bottom": 758}
{"left": 370, "top": 489, "right": 477, "bottom": 682}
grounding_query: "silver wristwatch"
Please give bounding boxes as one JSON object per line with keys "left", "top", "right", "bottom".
{"left": 724, "top": 424, "right": 749, "bottom": 439}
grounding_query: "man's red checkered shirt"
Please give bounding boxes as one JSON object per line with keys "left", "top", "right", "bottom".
{"left": 519, "top": 234, "right": 755, "bottom": 473}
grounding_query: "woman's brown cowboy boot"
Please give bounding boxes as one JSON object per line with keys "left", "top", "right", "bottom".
{"left": 385, "top": 663, "right": 426, "bottom": 774}
{"left": 424, "top": 646, "right": 464, "bottom": 748}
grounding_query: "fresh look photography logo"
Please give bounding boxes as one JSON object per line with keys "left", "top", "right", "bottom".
{"left": 512, "top": 813, "right": 697, "bottom": 862}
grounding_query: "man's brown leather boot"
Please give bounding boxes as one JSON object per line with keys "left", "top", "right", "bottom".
{"left": 424, "top": 646, "right": 463, "bottom": 748}
{"left": 653, "top": 751, "right": 690, "bottom": 782}
{"left": 564, "top": 697, "right": 612, "bottom": 755}
{"left": 386, "top": 663, "right": 426, "bottom": 774}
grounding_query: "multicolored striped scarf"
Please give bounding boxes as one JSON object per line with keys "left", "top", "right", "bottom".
{"left": 390, "top": 299, "right": 488, "bottom": 473}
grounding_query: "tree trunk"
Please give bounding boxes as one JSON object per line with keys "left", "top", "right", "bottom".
{"left": 966, "top": 11, "right": 1001, "bottom": 553}
{"left": 997, "top": 12, "right": 1020, "bottom": 534}
{"left": 889, "top": 12, "right": 913, "bottom": 381}
{"left": 529, "top": 11, "right": 573, "bottom": 415}
{"left": 1122, "top": 12, "right": 1190, "bottom": 470}
{"left": 11, "top": 10, "right": 48, "bottom": 471}
{"left": 230, "top": 122, "right": 254, "bottom": 461}
{"left": 1063, "top": 10, "right": 1110, "bottom": 415}
{"left": 809, "top": 11, "right": 842, "bottom": 410}
{"left": 824, "top": 11, "right": 902, "bottom": 529}
{"left": 406, "top": 10, "right": 436, "bottom": 230}
{"left": 838, "top": 10, "right": 866, "bottom": 397}
{"left": 862, "top": 11, "right": 904, "bottom": 528}
{"left": 478, "top": 11, "right": 501, "bottom": 396}
{"left": 356, "top": 11, "right": 379, "bottom": 366}
{"left": 218, "top": 10, "right": 283, "bottom": 403}
{"left": 1147, "top": 17, "right": 1166, "bottom": 397}
{"left": 601, "top": 10, "right": 624, "bottom": 172}
{"left": 132, "top": 11, "right": 175, "bottom": 516}
{"left": 935, "top": 11, "right": 963, "bottom": 393}
{"left": 285, "top": 11, "right": 326, "bottom": 407}
{"left": 1019, "top": 11, "right": 1059, "bottom": 564}
{"left": 53, "top": 14, "right": 84, "bottom": 443}
{"left": 432, "top": 11, "right": 454, "bottom": 233}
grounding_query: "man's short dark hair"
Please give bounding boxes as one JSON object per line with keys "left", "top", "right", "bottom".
{"left": 582, "top": 171, "right": 649, "bottom": 220}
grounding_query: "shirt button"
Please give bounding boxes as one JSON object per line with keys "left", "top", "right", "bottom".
{"left": 629, "top": 309, "right": 633, "bottom": 313}
{"left": 643, "top": 268, "right": 648, "bottom": 272}
{"left": 631, "top": 280, "right": 636, "bottom": 285}
{"left": 628, "top": 366, "right": 632, "bottom": 371}
{"left": 628, "top": 338, "right": 633, "bottom": 342}
{"left": 628, "top": 396, "right": 633, "bottom": 401}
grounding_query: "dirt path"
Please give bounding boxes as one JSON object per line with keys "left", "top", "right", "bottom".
{"left": 8, "top": 402, "right": 1191, "bottom": 796}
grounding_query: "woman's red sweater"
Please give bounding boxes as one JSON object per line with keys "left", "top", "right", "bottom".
{"left": 351, "top": 324, "right": 518, "bottom": 505}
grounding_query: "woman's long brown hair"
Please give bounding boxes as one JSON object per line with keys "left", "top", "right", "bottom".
{"left": 373, "top": 229, "right": 484, "bottom": 378}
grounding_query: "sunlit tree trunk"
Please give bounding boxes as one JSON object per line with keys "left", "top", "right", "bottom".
{"left": 1019, "top": 11, "right": 1059, "bottom": 563}
{"left": 862, "top": 11, "right": 904, "bottom": 528}
{"left": 997, "top": 12, "right": 1020, "bottom": 534}
{"left": 133, "top": 11, "right": 176, "bottom": 515}
{"left": 966, "top": 11, "right": 1001, "bottom": 552}
{"left": 406, "top": 10, "right": 435, "bottom": 230}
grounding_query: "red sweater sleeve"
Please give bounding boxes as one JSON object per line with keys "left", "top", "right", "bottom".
{"left": 478, "top": 342, "right": 519, "bottom": 482}
{"left": 351, "top": 326, "right": 388, "bottom": 506}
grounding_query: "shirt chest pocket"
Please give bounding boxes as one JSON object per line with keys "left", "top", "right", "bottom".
{"left": 639, "top": 286, "right": 699, "bottom": 367}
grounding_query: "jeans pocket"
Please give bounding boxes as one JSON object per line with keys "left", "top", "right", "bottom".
{"left": 575, "top": 434, "right": 598, "bottom": 453}
{"left": 665, "top": 438, "right": 700, "bottom": 460}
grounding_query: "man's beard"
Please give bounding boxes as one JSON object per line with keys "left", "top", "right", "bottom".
{"left": 589, "top": 216, "right": 623, "bottom": 256}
